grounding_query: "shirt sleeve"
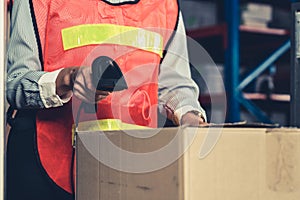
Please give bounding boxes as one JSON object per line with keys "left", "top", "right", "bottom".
{"left": 6, "top": 0, "right": 70, "bottom": 109}
{"left": 158, "top": 12, "right": 207, "bottom": 122}
{"left": 38, "top": 69, "right": 72, "bottom": 108}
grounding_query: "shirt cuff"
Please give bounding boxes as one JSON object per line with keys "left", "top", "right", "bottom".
{"left": 38, "top": 69, "right": 72, "bottom": 108}
{"left": 174, "top": 105, "right": 207, "bottom": 125}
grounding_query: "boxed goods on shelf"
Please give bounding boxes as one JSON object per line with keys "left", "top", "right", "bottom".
{"left": 240, "top": 2, "right": 273, "bottom": 28}
{"left": 240, "top": 2, "right": 291, "bottom": 30}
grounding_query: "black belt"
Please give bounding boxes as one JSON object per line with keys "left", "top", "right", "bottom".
{"left": 7, "top": 106, "right": 36, "bottom": 131}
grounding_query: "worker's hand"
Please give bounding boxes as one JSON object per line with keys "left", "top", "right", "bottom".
{"left": 180, "top": 111, "right": 208, "bottom": 127}
{"left": 56, "top": 67, "right": 79, "bottom": 100}
{"left": 73, "top": 66, "right": 110, "bottom": 103}
{"left": 56, "top": 66, "right": 109, "bottom": 103}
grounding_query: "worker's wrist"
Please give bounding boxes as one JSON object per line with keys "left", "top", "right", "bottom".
{"left": 173, "top": 106, "right": 206, "bottom": 125}
{"left": 55, "top": 67, "right": 79, "bottom": 98}
{"left": 38, "top": 69, "right": 68, "bottom": 108}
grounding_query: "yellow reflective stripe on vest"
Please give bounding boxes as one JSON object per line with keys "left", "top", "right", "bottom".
{"left": 61, "top": 24, "right": 163, "bottom": 57}
{"left": 76, "top": 119, "right": 150, "bottom": 132}
{"left": 72, "top": 119, "right": 150, "bottom": 146}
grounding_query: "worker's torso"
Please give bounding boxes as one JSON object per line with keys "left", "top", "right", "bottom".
{"left": 31, "top": 0, "right": 179, "bottom": 193}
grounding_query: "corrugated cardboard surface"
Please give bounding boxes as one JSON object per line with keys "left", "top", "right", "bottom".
{"left": 76, "top": 127, "right": 300, "bottom": 200}
{"left": 76, "top": 128, "right": 184, "bottom": 200}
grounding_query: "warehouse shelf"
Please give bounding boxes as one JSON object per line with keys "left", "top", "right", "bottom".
{"left": 239, "top": 25, "right": 289, "bottom": 35}
{"left": 185, "top": 0, "right": 292, "bottom": 124}
{"left": 187, "top": 24, "right": 289, "bottom": 40}
{"left": 197, "top": 83, "right": 290, "bottom": 104}
{"left": 187, "top": 24, "right": 289, "bottom": 55}
{"left": 187, "top": 23, "right": 290, "bottom": 70}
{"left": 291, "top": 2, "right": 300, "bottom": 127}
{"left": 243, "top": 93, "right": 290, "bottom": 102}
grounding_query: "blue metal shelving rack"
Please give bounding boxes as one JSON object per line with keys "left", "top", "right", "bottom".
{"left": 225, "top": 0, "right": 241, "bottom": 122}
{"left": 291, "top": 1, "right": 300, "bottom": 127}
{"left": 224, "top": 0, "right": 291, "bottom": 123}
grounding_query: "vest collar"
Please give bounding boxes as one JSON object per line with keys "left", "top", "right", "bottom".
{"left": 102, "top": 0, "right": 139, "bottom": 5}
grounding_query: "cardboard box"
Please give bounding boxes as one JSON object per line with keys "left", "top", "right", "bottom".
{"left": 76, "top": 127, "right": 300, "bottom": 200}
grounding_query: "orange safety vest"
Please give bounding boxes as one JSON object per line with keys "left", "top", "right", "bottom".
{"left": 31, "top": 0, "right": 179, "bottom": 194}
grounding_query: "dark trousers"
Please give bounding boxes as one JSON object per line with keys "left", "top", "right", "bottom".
{"left": 6, "top": 112, "right": 73, "bottom": 200}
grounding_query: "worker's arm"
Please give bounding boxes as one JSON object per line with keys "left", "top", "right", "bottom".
{"left": 6, "top": 0, "right": 71, "bottom": 109}
{"left": 6, "top": 0, "right": 106, "bottom": 109}
{"left": 6, "top": 0, "right": 48, "bottom": 109}
{"left": 158, "top": 12, "right": 207, "bottom": 126}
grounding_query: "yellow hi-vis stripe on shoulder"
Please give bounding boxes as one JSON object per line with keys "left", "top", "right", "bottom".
{"left": 61, "top": 24, "right": 164, "bottom": 57}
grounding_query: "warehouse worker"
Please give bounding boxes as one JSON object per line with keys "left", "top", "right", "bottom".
{"left": 6, "top": 0, "right": 207, "bottom": 200}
